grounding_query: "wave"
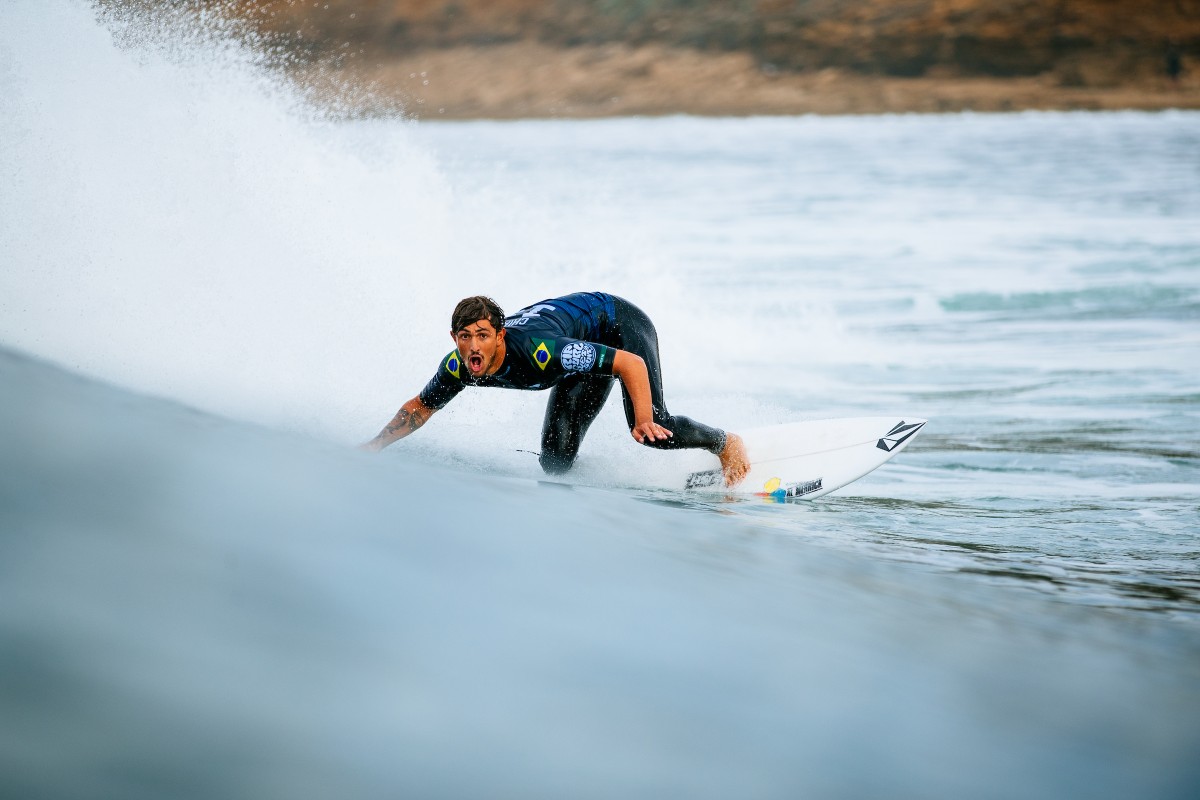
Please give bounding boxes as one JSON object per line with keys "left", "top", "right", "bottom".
{"left": 0, "top": 0, "right": 451, "bottom": 440}
{"left": 5, "top": 342, "right": 1200, "bottom": 799}
{"left": 939, "top": 285, "right": 1199, "bottom": 320}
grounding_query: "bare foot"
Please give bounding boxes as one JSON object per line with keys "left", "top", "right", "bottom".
{"left": 719, "top": 432, "right": 750, "bottom": 487}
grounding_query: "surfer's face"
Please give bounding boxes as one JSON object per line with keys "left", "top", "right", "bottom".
{"left": 453, "top": 319, "right": 504, "bottom": 377}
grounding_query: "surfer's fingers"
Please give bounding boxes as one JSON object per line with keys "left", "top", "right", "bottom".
{"left": 631, "top": 421, "right": 671, "bottom": 443}
{"left": 650, "top": 424, "right": 673, "bottom": 441}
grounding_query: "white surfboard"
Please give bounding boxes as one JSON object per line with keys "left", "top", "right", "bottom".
{"left": 675, "top": 417, "right": 927, "bottom": 500}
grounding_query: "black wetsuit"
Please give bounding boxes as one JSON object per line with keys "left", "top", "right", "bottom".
{"left": 420, "top": 292, "right": 726, "bottom": 474}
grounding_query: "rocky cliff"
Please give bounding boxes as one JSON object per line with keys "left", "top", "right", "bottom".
{"left": 137, "top": 1, "right": 1200, "bottom": 116}
{"left": 225, "top": 0, "right": 1196, "bottom": 84}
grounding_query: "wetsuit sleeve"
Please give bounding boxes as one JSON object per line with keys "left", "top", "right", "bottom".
{"left": 545, "top": 338, "right": 616, "bottom": 377}
{"left": 418, "top": 350, "right": 466, "bottom": 410}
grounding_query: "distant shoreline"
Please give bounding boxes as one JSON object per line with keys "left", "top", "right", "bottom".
{"left": 297, "top": 43, "right": 1200, "bottom": 120}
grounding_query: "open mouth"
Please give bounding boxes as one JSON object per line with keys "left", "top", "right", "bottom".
{"left": 468, "top": 355, "right": 484, "bottom": 372}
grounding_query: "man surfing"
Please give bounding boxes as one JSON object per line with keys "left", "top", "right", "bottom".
{"left": 362, "top": 292, "right": 750, "bottom": 486}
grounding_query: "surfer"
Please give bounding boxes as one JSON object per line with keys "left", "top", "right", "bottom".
{"left": 362, "top": 292, "right": 750, "bottom": 486}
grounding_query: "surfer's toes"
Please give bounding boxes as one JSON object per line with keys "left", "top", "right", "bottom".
{"left": 720, "top": 433, "right": 750, "bottom": 487}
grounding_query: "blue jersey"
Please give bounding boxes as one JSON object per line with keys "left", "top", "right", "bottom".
{"left": 420, "top": 292, "right": 620, "bottom": 409}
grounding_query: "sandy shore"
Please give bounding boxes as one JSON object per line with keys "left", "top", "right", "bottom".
{"left": 300, "top": 42, "right": 1200, "bottom": 119}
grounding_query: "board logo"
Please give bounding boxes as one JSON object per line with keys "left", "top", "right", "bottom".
{"left": 531, "top": 340, "right": 554, "bottom": 370}
{"left": 561, "top": 342, "right": 597, "bottom": 372}
{"left": 684, "top": 469, "right": 723, "bottom": 489}
{"left": 876, "top": 420, "right": 925, "bottom": 452}
{"left": 756, "top": 477, "right": 823, "bottom": 501}
{"left": 445, "top": 352, "right": 461, "bottom": 378}
{"left": 789, "top": 479, "right": 823, "bottom": 498}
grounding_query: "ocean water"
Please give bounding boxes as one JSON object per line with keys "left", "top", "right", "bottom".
{"left": 2, "top": 1, "right": 1199, "bottom": 798}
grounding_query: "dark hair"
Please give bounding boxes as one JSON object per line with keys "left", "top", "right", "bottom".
{"left": 451, "top": 296, "right": 505, "bottom": 333}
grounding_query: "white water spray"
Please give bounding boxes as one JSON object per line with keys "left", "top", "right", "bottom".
{"left": 1, "top": 0, "right": 459, "bottom": 440}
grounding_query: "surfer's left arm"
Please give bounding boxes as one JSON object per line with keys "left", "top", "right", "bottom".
{"left": 611, "top": 350, "right": 672, "bottom": 444}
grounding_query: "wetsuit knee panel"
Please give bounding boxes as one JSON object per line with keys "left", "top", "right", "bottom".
{"left": 539, "top": 450, "right": 576, "bottom": 475}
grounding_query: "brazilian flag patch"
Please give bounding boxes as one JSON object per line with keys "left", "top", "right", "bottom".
{"left": 531, "top": 339, "right": 554, "bottom": 370}
{"left": 445, "top": 351, "right": 461, "bottom": 379}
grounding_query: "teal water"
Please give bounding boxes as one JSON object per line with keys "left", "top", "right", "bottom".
{"left": 1, "top": 2, "right": 1199, "bottom": 797}
{"left": 405, "top": 113, "right": 1200, "bottom": 620}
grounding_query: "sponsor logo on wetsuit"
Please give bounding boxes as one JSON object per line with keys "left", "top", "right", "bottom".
{"left": 507, "top": 304, "right": 557, "bottom": 327}
{"left": 561, "top": 342, "right": 597, "bottom": 372}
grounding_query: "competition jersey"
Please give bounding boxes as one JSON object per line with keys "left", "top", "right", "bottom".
{"left": 419, "top": 292, "right": 621, "bottom": 409}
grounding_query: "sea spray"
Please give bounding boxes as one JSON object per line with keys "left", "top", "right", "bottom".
{"left": 0, "top": 0, "right": 453, "bottom": 441}
{"left": 0, "top": 0, "right": 695, "bottom": 460}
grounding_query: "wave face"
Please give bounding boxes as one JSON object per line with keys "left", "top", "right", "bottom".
{"left": 5, "top": 346, "right": 1199, "bottom": 800}
{"left": 2, "top": 2, "right": 1200, "bottom": 798}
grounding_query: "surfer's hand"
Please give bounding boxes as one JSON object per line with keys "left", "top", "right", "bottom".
{"left": 632, "top": 420, "right": 673, "bottom": 444}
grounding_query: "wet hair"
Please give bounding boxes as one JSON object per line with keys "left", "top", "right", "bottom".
{"left": 451, "top": 296, "right": 505, "bottom": 334}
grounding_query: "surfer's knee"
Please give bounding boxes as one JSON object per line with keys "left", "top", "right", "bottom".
{"left": 539, "top": 449, "right": 575, "bottom": 475}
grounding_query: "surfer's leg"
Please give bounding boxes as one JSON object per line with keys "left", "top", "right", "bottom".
{"left": 610, "top": 297, "right": 726, "bottom": 454}
{"left": 539, "top": 373, "right": 615, "bottom": 474}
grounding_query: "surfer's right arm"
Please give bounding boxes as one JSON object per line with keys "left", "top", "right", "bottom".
{"left": 361, "top": 396, "right": 437, "bottom": 452}
{"left": 362, "top": 352, "right": 463, "bottom": 452}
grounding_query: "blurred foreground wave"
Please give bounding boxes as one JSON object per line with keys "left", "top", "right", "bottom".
{"left": 3, "top": 346, "right": 1199, "bottom": 798}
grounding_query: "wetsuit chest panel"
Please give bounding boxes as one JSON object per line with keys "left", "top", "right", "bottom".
{"left": 418, "top": 293, "right": 618, "bottom": 409}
